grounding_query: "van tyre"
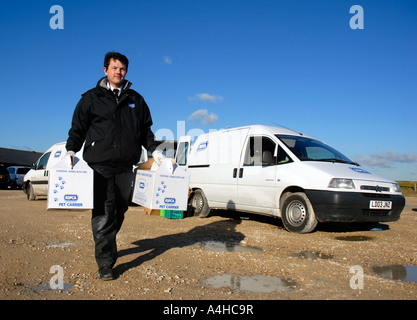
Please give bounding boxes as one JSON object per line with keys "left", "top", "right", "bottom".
{"left": 190, "top": 189, "right": 210, "bottom": 218}
{"left": 281, "top": 192, "right": 317, "bottom": 233}
{"left": 26, "top": 182, "right": 36, "bottom": 201}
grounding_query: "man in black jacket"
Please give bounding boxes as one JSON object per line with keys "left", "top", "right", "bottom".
{"left": 66, "top": 52, "right": 164, "bottom": 280}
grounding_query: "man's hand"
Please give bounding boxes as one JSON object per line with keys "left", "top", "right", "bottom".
{"left": 152, "top": 150, "right": 165, "bottom": 166}
{"left": 65, "top": 151, "right": 75, "bottom": 169}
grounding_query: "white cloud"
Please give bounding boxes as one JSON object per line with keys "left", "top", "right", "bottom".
{"left": 163, "top": 56, "right": 172, "bottom": 65}
{"left": 354, "top": 151, "right": 417, "bottom": 168}
{"left": 188, "top": 93, "right": 224, "bottom": 103}
{"left": 187, "top": 109, "right": 218, "bottom": 125}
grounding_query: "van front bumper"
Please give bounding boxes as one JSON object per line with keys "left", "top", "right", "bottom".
{"left": 305, "top": 190, "right": 405, "bottom": 223}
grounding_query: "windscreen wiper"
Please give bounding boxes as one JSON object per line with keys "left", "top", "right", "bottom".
{"left": 317, "top": 158, "right": 350, "bottom": 164}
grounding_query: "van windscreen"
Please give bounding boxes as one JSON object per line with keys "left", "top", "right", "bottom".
{"left": 276, "top": 135, "right": 357, "bottom": 165}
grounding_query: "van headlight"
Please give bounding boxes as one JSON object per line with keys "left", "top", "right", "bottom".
{"left": 392, "top": 183, "right": 401, "bottom": 193}
{"left": 328, "top": 178, "right": 355, "bottom": 189}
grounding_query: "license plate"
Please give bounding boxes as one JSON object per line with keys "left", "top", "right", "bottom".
{"left": 370, "top": 200, "right": 392, "bottom": 210}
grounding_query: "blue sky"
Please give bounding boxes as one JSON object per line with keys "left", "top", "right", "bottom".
{"left": 0, "top": 0, "right": 416, "bottom": 181}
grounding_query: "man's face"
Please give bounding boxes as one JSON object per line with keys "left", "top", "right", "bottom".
{"left": 104, "top": 58, "right": 127, "bottom": 89}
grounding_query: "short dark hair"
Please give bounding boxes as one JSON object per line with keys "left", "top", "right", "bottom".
{"left": 104, "top": 52, "right": 129, "bottom": 71}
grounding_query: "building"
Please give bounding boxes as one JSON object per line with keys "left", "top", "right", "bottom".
{"left": 0, "top": 147, "right": 43, "bottom": 167}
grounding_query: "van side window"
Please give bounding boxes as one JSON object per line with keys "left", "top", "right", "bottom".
{"left": 37, "top": 152, "right": 51, "bottom": 170}
{"left": 176, "top": 142, "right": 189, "bottom": 166}
{"left": 244, "top": 137, "right": 276, "bottom": 166}
{"left": 277, "top": 146, "right": 293, "bottom": 165}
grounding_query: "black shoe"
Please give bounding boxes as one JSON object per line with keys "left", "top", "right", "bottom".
{"left": 98, "top": 267, "right": 115, "bottom": 281}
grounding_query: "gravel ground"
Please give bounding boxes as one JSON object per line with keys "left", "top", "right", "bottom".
{"left": 0, "top": 190, "right": 416, "bottom": 301}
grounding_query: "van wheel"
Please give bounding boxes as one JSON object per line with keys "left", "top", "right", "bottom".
{"left": 281, "top": 192, "right": 317, "bottom": 233}
{"left": 190, "top": 189, "right": 210, "bottom": 218}
{"left": 26, "top": 182, "right": 36, "bottom": 201}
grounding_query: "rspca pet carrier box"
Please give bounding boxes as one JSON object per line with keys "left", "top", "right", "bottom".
{"left": 132, "top": 159, "right": 189, "bottom": 211}
{"left": 47, "top": 156, "right": 94, "bottom": 210}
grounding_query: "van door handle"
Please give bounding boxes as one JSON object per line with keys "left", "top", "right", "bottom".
{"left": 239, "top": 168, "right": 243, "bottom": 178}
{"left": 233, "top": 168, "right": 237, "bottom": 178}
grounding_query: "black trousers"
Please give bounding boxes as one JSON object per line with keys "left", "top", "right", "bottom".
{"left": 91, "top": 166, "right": 134, "bottom": 269}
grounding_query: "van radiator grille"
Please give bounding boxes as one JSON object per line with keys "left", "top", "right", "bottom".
{"left": 360, "top": 185, "right": 390, "bottom": 192}
{"left": 361, "top": 193, "right": 392, "bottom": 199}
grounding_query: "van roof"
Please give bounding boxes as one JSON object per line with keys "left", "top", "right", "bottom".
{"left": 46, "top": 142, "right": 66, "bottom": 152}
{"left": 218, "top": 125, "right": 310, "bottom": 137}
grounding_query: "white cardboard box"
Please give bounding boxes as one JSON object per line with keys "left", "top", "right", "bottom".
{"left": 47, "top": 156, "right": 94, "bottom": 210}
{"left": 132, "top": 159, "right": 189, "bottom": 211}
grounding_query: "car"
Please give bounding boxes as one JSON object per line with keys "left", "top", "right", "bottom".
{"left": 7, "top": 166, "right": 31, "bottom": 189}
{"left": 0, "top": 164, "right": 10, "bottom": 189}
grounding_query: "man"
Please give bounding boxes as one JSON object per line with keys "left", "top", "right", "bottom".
{"left": 66, "top": 52, "right": 164, "bottom": 280}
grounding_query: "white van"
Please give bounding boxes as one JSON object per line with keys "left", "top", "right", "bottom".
{"left": 175, "top": 125, "right": 405, "bottom": 233}
{"left": 23, "top": 142, "right": 84, "bottom": 200}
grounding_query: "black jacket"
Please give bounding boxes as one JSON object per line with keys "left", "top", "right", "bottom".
{"left": 66, "top": 77, "right": 158, "bottom": 168}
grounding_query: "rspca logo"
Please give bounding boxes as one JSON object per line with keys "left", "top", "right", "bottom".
{"left": 137, "top": 179, "right": 147, "bottom": 193}
{"left": 64, "top": 194, "right": 78, "bottom": 201}
{"left": 197, "top": 141, "right": 208, "bottom": 151}
{"left": 164, "top": 198, "right": 176, "bottom": 204}
{"left": 349, "top": 167, "right": 370, "bottom": 174}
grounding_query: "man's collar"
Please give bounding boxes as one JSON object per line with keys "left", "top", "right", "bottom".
{"left": 106, "top": 79, "right": 124, "bottom": 92}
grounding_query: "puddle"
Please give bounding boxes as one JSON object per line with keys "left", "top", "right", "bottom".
{"left": 370, "top": 226, "right": 388, "bottom": 231}
{"left": 335, "top": 235, "right": 373, "bottom": 242}
{"left": 372, "top": 265, "right": 417, "bottom": 284}
{"left": 200, "top": 241, "right": 262, "bottom": 253}
{"left": 203, "top": 274, "right": 295, "bottom": 293}
{"left": 288, "top": 251, "right": 333, "bottom": 260}
{"left": 31, "top": 282, "right": 74, "bottom": 292}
